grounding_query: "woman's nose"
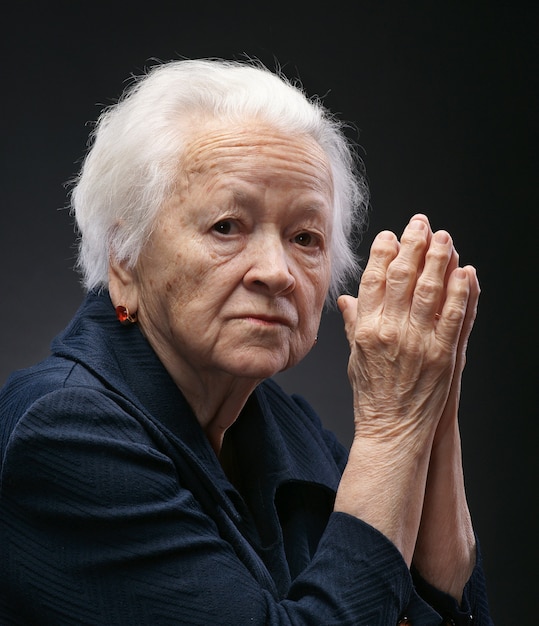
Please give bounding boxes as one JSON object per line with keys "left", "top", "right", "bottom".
{"left": 243, "top": 238, "right": 296, "bottom": 296}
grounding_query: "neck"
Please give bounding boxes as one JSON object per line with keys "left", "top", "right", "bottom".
{"left": 159, "top": 352, "right": 260, "bottom": 453}
{"left": 184, "top": 375, "right": 261, "bottom": 455}
{"left": 137, "top": 321, "right": 263, "bottom": 455}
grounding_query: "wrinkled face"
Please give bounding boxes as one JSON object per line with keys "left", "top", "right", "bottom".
{"left": 126, "top": 121, "right": 333, "bottom": 383}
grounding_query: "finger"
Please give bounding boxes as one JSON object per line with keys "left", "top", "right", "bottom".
{"left": 409, "top": 230, "right": 455, "bottom": 329}
{"left": 454, "top": 265, "right": 480, "bottom": 366}
{"left": 382, "top": 217, "right": 430, "bottom": 319}
{"left": 401, "top": 213, "right": 434, "bottom": 276}
{"left": 436, "top": 266, "right": 479, "bottom": 438}
{"left": 356, "top": 230, "right": 399, "bottom": 320}
{"left": 435, "top": 267, "right": 472, "bottom": 349}
{"left": 337, "top": 295, "right": 359, "bottom": 346}
{"left": 432, "top": 244, "right": 459, "bottom": 319}
{"left": 407, "top": 213, "right": 433, "bottom": 246}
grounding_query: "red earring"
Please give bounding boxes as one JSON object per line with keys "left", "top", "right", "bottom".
{"left": 115, "top": 305, "right": 137, "bottom": 325}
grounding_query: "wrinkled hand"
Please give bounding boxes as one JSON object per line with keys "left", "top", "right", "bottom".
{"left": 338, "top": 214, "right": 476, "bottom": 450}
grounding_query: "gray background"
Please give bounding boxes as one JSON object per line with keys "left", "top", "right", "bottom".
{"left": 1, "top": 2, "right": 537, "bottom": 623}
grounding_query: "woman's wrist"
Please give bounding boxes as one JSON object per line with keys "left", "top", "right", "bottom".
{"left": 335, "top": 434, "right": 433, "bottom": 564}
{"left": 413, "top": 419, "right": 476, "bottom": 602}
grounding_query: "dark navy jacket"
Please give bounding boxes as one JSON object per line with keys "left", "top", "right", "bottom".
{"left": 0, "top": 292, "right": 492, "bottom": 625}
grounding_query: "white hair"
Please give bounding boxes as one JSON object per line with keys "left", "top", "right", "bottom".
{"left": 70, "top": 58, "right": 368, "bottom": 302}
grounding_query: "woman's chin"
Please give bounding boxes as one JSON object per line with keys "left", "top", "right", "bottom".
{"left": 219, "top": 347, "right": 292, "bottom": 381}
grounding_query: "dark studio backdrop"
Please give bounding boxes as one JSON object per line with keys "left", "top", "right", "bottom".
{"left": 1, "top": 2, "right": 537, "bottom": 623}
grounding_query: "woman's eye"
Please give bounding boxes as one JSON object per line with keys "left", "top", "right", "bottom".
{"left": 212, "top": 220, "right": 235, "bottom": 235}
{"left": 294, "top": 232, "right": 316, "bottom": 247}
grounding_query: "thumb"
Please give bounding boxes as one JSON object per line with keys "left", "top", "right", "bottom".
{"left": 337, "top": 295, "right": 358, "bottom": 345}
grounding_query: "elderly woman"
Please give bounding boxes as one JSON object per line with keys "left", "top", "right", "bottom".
{"left": 0, "top": 59, "right": 492, "bottom": 624}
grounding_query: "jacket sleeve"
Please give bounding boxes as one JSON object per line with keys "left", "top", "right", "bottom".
{"left": 0, "top": 386, "right": 489, "bottom": 625}
{"left": 291, "top": 393, "right": 494, "bottom": 626}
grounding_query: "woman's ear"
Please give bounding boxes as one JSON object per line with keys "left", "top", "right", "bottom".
{"left": 108, "top": 258, "right": 139, "bottom": 314}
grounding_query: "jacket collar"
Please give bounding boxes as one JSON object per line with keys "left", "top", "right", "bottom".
{"left": 52, "top": 291, "right": 341, "bottom": 502}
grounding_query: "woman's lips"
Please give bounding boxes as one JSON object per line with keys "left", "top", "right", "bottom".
{"left": 239, "top": 314, "right": 291, "bottom": 327}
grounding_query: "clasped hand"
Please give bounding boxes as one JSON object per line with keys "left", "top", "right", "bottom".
{"left": 335, "top": 214, "right": 479, "bottom": 590}
{"left": 338, "top": 213, "right": 479, "bottom": 449}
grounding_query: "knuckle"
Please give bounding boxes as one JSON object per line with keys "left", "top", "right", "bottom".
{"left": 363, "top": 319, "right": 407, "bottom": 348}
{"left": 402, "top": 225, "right": 426, "bottom": 241}
{"left": 443, "top": 303, "right": 467, "bottom": 322}
{"left": 385, "top": 262, "right": 411, "bottom": 286}
{"left": 371, "top": 234, "right": 398, "bottom": 254}
{"left": 426, "top": 244, "right": 449, "bottom": 263}
{"left": 414, "top": 276, "right": 440, "bottom": 303}
{"left": 377, "top": 325, "right": 400, "bottom": 346}
{"left": 367, "top": 241, "right": 399, "bottom": 266}
{"left": 401, "top": 230, "right": 427, "bottom": 250}
{"left": 354, "top": 322, "right": 399, "bottom": 349}
{"left": 447, "top": 282, "right": 470, "bottom": 307}
{"left": 359, "top": 267, "right": 385, "bottom": 290}
{"left": 354, "top": 324, "right": 377, "bottom": 346}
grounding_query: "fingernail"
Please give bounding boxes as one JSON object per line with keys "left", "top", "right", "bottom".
{"left": 408, "top": 220, "right": 425, "bottom": 230}
{"left": 453, "top": 268, "right": 467, "bottom": 279}
{"left": 377, "top": 230, "right": 395, "bottom": 240}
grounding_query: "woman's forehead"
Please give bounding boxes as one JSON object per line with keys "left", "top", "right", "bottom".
{"left": 178, "top": 119, "right": 333, "bottom": 187}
